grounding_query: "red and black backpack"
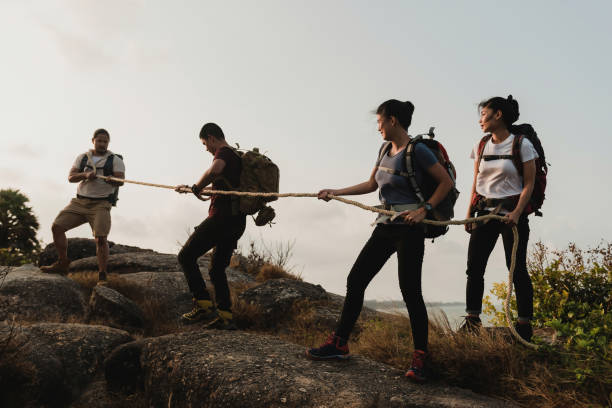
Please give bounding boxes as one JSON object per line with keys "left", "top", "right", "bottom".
{"left": 376, "top": 127, "right": 460, "bottom": 238}
{"left": 470, "top": 123, "right": 548, "bottom": 216}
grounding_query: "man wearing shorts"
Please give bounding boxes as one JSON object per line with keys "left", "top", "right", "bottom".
{"left": 41, "top": 128, "right": 125, "bottom": 282}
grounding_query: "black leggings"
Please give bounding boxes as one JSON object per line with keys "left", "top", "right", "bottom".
{"left": 335, "top": 224, "right": 428, "bottom": 351}
{"left": 178, "top": 215, "right": 246, "bottom": 311}
{"left": 465, "top": 213, "right": 532, "bottom": 319}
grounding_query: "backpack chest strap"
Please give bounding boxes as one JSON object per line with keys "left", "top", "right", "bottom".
{"left": 482, "top": 154, "right": 514, "bottom": 161}
{"left": 376, "top": 165, "right": 411, "bottom": 179}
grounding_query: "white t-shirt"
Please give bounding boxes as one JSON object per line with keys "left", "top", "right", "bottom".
{"left": 72, "top": 151, "right": 125, "bottom": 198}
{"left": 470, "top": 134, "right": 538, "bottom": 201}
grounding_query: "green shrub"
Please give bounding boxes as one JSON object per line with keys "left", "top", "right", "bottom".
{"left": 0, "top": 189, "right": 41, "bottom": 266}
{"left": 484, "top": 241, "right": 611, "bottom": 403}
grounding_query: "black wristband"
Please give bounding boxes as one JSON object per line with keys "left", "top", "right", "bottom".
{"left": 191, "top": 184, "right": 201, "bottom": 195}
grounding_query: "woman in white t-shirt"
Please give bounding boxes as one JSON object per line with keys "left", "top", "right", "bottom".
{"left": 461, "top": 95, "right": 538, "bottom": 342}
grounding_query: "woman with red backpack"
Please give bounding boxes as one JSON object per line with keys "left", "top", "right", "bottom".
{"left": 461, "top": 95, "right": 540, "bottom": 342}
{"left": 305, "top": 99, "right": 453, "bottom": 383}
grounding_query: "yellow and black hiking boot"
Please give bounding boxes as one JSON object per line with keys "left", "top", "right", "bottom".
{"left": 40, "top": 258, "right": 70, "bottom": 275}
{"left": 204, "top": 309, "right": 238, "bottom": 330}
{"left": 180, "top": 299, "right": 217, "bottom": 325}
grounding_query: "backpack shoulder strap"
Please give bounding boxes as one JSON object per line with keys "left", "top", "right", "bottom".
{"left": 476, "top": 134, "right": 492, "bottom": 174}
{"left": 78, "top": 154, "right": 89, "bottom": 172}
{"left": 404, "top": 136, "right": 425, "bottom": 203}
{"left": 511, "top": 135, "right": 524, "bottom": 176}
{"left": 375, "top": 142, "right": 392, "bottom": 167}
{"left": 103, "top": 153, "right": 116, "bottom": 176}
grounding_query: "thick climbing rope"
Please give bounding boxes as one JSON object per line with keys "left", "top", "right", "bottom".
{"left": 100, "top": 175, "right": 536, "bottom": 349}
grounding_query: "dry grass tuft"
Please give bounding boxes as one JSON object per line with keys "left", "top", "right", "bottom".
{"left": 69, "top": 271, "right": 180, "bottom": 337}
{"left": 232, "top": 240, "right": 301, "bottom": 282}
{"left": 230, "top": 281, "right": 266, "bottom": 330}
{"left": 343, "top": 310, "right": 606, "bottom": 408}
{"left": 256, "top": 263, "right": 301, "bottom": 282}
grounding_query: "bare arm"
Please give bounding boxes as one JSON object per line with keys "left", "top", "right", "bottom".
{"left": 467, "top": 159, "right": 479, "bottom": 217}
{"left": 318, "top": 167, "right": 378, "bottom": 200}
{"left": 107, "top": 171, "right": 125, "bottom": 186}
{"left": 68, "top": 166, "right": 95, "bottom": 183}
{"left": 401, "top": 162, "right": 453, "bottom": 225}
{"left": 194, "top": 158, "right": 226, "bottom": 191}
{"left": 423, "top": 162, "right": 453, "bottom": 208}
{"left": 506, "top": 159, "right": 536, "bottom": 224}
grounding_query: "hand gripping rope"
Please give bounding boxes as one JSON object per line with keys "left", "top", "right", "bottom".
{"left": 99, "top": 175, "right": 537, "bottom": 349}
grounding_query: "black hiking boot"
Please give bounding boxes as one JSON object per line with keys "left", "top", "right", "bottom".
{"left": 306, "top": 332, "right": 350, "bottom": 360}
{"left": 458, "top": 315, "right": 482, "bottom": 334}
{"left": 180, "top": 299, "right": 217, "bottom": 325}
{"left": 514, "top": 322, "right": 533, "bottom": 342}
{"left": 405, "top": 349, "right": 428, "bottom": 383}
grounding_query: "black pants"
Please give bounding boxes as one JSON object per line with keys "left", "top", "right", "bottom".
{"left": 465, "top": 213, "right": 533, "bottom": 319}
{"left": 336, "top": 224, "right": 428, "bottom": 351}
{"left": 178, "top": 215, "right": 246, "bottom": 311}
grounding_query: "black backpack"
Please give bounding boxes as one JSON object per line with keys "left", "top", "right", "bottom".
{"left": 79, "top": 153, "right": 123, "bottom": 206}
{"left": 472, "top": 123, "right": 547, "bottom": 216}
{"left": 376, "top": 128, "right": 459, "bottom": 238}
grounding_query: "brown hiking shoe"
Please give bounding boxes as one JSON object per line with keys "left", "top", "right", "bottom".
{"left": 40, "top": 259, "right": 70, "bottom": 275}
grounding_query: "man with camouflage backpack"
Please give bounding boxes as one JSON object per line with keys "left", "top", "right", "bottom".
{"left": 175, "top": 123, "right": 248, "bottom": 329}
{"left": 41, "top": 128, "right": 125, "bottom": 283}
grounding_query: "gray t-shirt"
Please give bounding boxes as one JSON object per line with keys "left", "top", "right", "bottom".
{"left": 72, "top": 151, "right": 125, "bottom": 198}
{"left": 375, "top": 142, "right": 438, "bottom": 205}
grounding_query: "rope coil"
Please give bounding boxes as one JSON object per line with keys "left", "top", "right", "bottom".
{"left": 100, "top": 175, "right": 536, "bottom": 349}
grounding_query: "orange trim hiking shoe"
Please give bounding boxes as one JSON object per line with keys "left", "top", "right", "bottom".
{"left": 306, "top": 332, "right": 350, "bottom": 360}
{"left": 405, "top": 349, "right": 428, "bottom": 383}
{"left": 40, "top": 258, "right": 70, "bottom": 275}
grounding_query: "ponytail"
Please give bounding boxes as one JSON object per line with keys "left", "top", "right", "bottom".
{"left": 479, "top": 95, "right": 520, "bottom": 129}
{"left": 376, "top": 99, "right": 415, "bottom": 130}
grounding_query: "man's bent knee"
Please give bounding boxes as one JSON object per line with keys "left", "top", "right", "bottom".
{"left": 177, "top": 248, "right": 195, "bottom": 266}
{"left": 51, "top": 223, "right": 66, "bottom": 234}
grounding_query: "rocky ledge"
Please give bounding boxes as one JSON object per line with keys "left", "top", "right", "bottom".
{"left": 0, "top": 239, "right": 516, "bottom": 408}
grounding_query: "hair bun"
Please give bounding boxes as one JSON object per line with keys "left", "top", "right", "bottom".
{"left": 507, "top": 94, "right": 513, "bottom": 101}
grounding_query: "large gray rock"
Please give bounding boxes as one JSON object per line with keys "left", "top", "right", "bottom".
{"left": 69, "top": 250, "right": 255, "bottom": 284}
{"left": 89, "top": 285, "right": 145, "bottom": 329}
{"left": 119, "top": 271, "right": 192, "bottom": 319}
{"left": 0, "top": 322, "right": 132, "bottom": 408}
{"left": 69, "top": 251, "right": 188, "bottom": 274}
{"left": 38, "top": 238, "right": 154, "bottom": 266}
{"left": 0, "top": 264, "right": 87, "bottom": 322}
{"left": 105, "top": 330, "right": 515, "bottom": 408}
{"left": 239, "top": 278, "right": 329, "bottom": 321}
{"left": 238, "top": 279, "right": 382, "bottom": 331}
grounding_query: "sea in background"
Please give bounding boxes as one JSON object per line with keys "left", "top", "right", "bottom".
{"left": 364, "top": 300, "right": 498, "bottom": 328}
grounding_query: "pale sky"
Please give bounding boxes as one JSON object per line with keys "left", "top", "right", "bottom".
{"left": 1, "top": 0, "right": 610, "bottom": 303}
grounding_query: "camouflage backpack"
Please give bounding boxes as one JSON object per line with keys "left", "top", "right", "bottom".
{"left": 228, "top": 147, "right": 280, "bottom": 226}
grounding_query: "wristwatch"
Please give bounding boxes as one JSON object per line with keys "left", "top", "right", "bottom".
{"left": 422, "top": 202, "right": 433, "bottom": 212}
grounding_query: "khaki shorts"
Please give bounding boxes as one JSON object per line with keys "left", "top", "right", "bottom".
{"left": 53, "top": 197, "right": 112, "bottom": 237}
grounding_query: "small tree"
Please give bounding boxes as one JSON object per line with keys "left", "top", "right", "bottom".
{"left": 0, "top": 189, "right": 40, "bottom": 265}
